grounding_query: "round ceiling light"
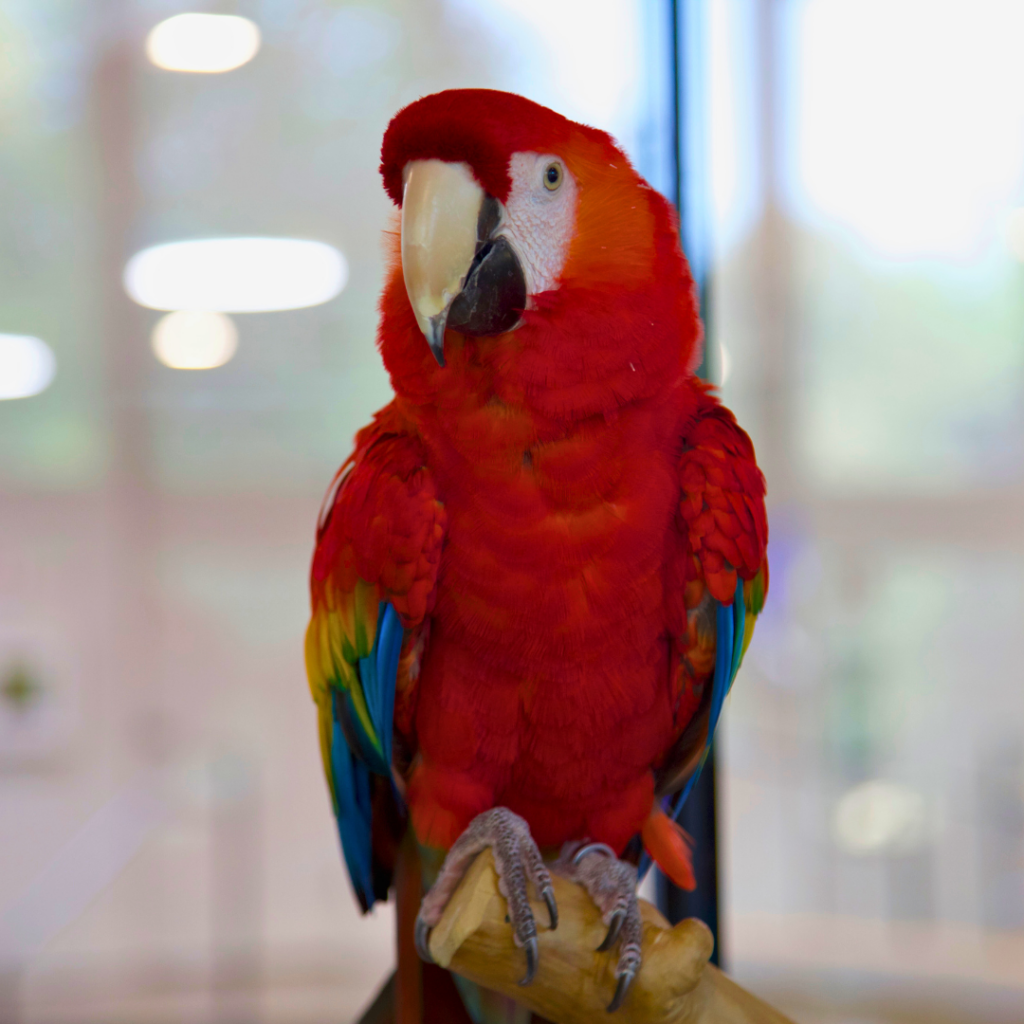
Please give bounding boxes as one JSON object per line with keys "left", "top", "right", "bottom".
{"left": 0, "top": 334, "right": 57, "bottom": 400}
{"left": 152, "top": 311, "right": 238, "bottom": 370}
{"left": 146, "top": 13, "right": 261, "bottom": 74}
{"left": 123, "top": 237, "right": 348, "bottom": 313}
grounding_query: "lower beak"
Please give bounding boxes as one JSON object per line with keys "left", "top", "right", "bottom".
{"left": 400, "top": 160, "right": 526, "bottom": 367}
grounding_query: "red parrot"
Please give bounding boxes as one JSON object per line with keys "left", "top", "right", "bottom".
{"left": 305, "top": 89, "right": 767, "bottom": 1021}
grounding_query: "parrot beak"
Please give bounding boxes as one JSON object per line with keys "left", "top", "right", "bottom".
{"left": 401, "top": 159, "right": 526, "bottom": 367}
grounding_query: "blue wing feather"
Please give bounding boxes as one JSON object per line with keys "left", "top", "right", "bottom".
{"left": 377, "top": 603, "right": 403, "bottom": 770}
{"left": 730, "top": 582, "right": 746, "bottom": 685}
{"left": 705, "top": 597, "right": 735, "bottom": 749}
{"left": 329, "top": 601, "right": 404, "bottom": 911}
{"left": 330, "top": 700, "right": 374, "bottom": 909}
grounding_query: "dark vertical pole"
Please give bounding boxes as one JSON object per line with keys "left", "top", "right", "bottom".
{"left": 655, "top": 754, "right": 720, "bottom": 966}
{"left": 656, "top": 0, "right": 722, "bottom": 968}
{"left": 669, "top": 0, "right": 683, "bottom": 214}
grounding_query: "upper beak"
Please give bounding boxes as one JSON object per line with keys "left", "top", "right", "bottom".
{"left": 400, "top": 159, "right": 526, "bottom": 367}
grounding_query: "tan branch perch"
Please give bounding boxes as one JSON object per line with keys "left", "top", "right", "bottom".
{"left": 427, "top": 850, "right": 795, "bottom": 1024}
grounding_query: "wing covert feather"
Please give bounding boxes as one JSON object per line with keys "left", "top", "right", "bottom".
{"left": 659, "top": 387, "right": 768, "bottom": 801}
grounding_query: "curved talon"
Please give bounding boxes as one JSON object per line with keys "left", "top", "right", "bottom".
{"left": 597, "top": 908, "right": 624, "bottom": 951}
{"left": 542, "top": 885, "right": 558, "bottom": 930}
{"left": 518, "top": 934, "right": 539, "bottom": 986}
{"left": 414, "top": 918, "right": 434, "bottom": 964}
{"left": 606, "top": 969, "right": 635, "bottom": 1013}
{"left": 572, "top": 842, "right": 617, "bottom": 866}
{"left": 416, "top": 809, "right": 553, "bottom": 985}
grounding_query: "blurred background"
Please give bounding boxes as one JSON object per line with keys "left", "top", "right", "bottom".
{"left": 1, "top": 1, "right": 1023, "bottom": 1022}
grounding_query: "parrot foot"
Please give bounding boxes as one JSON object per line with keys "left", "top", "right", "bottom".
{"left": 555, "top": 842, "right": 642, "bottom": 1013}
{"left": 416, "top": 807, "right": 558, "bottom": 985}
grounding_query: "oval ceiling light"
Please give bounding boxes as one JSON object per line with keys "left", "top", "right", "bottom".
{"left": 152, "top": 310, "right": 238, "bottom": 370}
{"left": 124, "top": 238, "right": 347, "bottom": 313}
{"left": 0, "top": 334, "right": 57, "bottom": 400}
{"left": 146, "top": 13, "right": 261, "bottom": 74}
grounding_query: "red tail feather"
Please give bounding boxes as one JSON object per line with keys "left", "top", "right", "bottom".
{"left": 641, "top": 806, "right": 696, "bottom": 891}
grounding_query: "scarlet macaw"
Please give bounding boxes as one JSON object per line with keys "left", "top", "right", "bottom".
{"left": 305, "top": 89, "right": 767, "bottom": 1020}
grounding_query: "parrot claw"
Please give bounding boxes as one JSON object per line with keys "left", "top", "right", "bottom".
{"left": 606, "top": 968, "right": 635, "bottom": 1013}
{"left": 572, "top": 842, "right": 618, "bottom": 866}
{"left": 417, "top": 808, "right": 557, "bottom": 984}
{"left": 414, "top": 917, "right": 434, "bottom": 964}
{"left": 518, "top": 934, "right": 539, "bottom": 986}
{"left": 541, "top": 882, "right": 558, "bottom": 930}
{"left": 556, "top": 840, "right": 643, "bottom": 1014}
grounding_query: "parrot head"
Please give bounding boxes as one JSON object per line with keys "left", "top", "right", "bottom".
{"left": 379, "top": 89, "right": 700, "bottom": 415}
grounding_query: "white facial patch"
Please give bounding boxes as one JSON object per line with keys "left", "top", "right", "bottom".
{"left": 497, "top": 152, "right": 578, "bottom": 300}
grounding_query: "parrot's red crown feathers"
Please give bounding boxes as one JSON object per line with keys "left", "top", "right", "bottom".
{"left": 380, "top": 88, "right": 618, "bottom": 204}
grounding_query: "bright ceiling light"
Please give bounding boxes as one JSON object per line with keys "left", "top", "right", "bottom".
{"left": 0, "top": 334, "right": 57, "bottom": 400}
{"left": 146, "top": 13, "right": 261, "bottom": 74}
{"left": 124, "top": 237, "right": 347, "bottom": 313}
{"left": 152, "top": 311, "right": 238, "bottom": 370}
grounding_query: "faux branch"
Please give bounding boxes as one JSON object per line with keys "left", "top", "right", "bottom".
{"left": 427, "top": 850, "right": 795, "bottom": 1024}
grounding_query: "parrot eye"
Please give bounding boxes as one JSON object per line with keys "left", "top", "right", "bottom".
{"left": 543, "top": 162, "right": 563, "bottom": 191}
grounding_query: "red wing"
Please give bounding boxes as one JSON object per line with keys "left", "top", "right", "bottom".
{"left": 307, "top": 400, "right": 446, "bottom": 817}
{"left": 659, "top": 384, "right": 768, "bottom": 794}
